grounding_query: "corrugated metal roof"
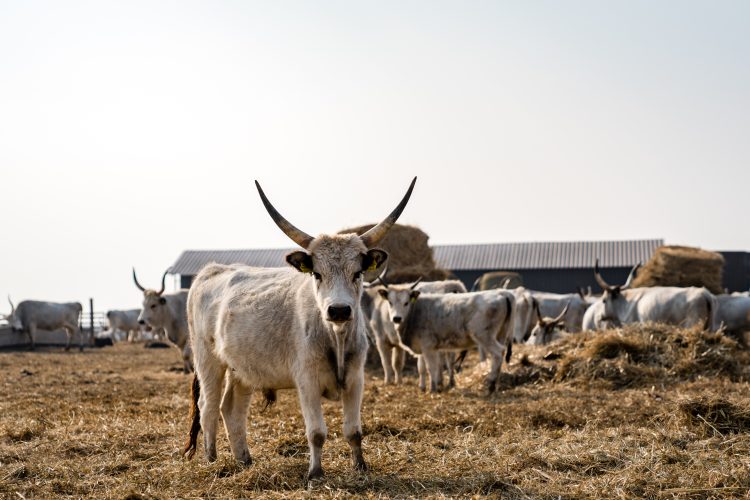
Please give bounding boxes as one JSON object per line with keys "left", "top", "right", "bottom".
{"left": 432, "top": 239, "right": 663, "bottom": 270}
{"left": 171, "top": 239, "right": 663, "bottom": 276}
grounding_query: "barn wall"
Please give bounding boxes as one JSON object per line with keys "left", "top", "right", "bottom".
{"left": 453, "top": 267, "right": 634, "bottom": 294}
{"left": 720, "top": 252, "right": 750, "bottom": 293}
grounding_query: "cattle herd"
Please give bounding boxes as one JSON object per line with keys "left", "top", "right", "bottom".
{"left": 2, "top": 176, "right": 750, "bottom": 482}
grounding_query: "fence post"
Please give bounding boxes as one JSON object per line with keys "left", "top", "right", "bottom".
{"left": 89, "top": 298, "right": 95, "bottom": 347}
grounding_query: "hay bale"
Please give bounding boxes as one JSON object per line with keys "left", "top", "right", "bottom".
{"left": 632, "top": 245, "right": 724, "bottom": 294}
{"left": 474, "top": 272, "right": 523, "bottom": 291}
{"left": 338, "top": 223, "right": 452, "bottom": 283}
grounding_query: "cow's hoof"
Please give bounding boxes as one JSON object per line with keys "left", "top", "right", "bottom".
{"left": 237, "top": 455, "right": 252, "bottom": 467}
{"left": 354, "top": 459, "right": 368, "bottom": 472}
{"left": 64, "top": 347, "right": 70, "bottom": 352}
{"left": 307, "top": 466, "right": 324, "bottom": 481}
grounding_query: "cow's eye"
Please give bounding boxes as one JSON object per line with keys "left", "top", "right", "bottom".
{"left": 404, "top": 301, "right": 409, "bottom": 307}
{"left": 313, "top": 272, "right": 322, "bottom": 281}
{"left": 150, "top": 304, "right": 157, "bottom": 309}
{"left": 353, "top": 271, "right": 362, "bottom": 282}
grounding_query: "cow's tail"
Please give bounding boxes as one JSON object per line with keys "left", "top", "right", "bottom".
{"left": 501, "top": 295, "right": 515, "bottom": 363}
{"left": 183, "top": 374, "right": 201, "bottom": 459}
{"left": 505, "top": 339, "right": 513, "bottom": 363}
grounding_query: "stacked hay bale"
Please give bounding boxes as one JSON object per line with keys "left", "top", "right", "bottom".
{"left": 631, "top": 245, "right": 724, "bottom": 294}
{"left": 338, "top": 223, "right": 452, "bottom": 283}
{"left": 473, "top": 271, "right": 523, "bottom": 291}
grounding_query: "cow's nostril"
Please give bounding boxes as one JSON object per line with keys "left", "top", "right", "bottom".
{"left": 393, "top": 316, "right": 402, "bottom": 324}
{"left": 327, "top": 305, "right": 352, "bottom": 322}
{"left": 138, "top": 320, "right": 145, "bottom": 325}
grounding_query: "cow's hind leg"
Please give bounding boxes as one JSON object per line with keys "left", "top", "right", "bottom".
{"left": 423, "top": 350, "right": 443, "bottom": 393}
{"left": 342, "top": 363, "right": 367, "bottom": 472}
{"left": 194, "top": 349, "right": 226, "bottom": 462}
{"left": 297, "top": 379, "right": 327, "bottom": 480}
{"left": 220, "top": 372, "right": 253, "bottom": 465}
{"left": 480, "top": 339, "right": 507, "bottom": 393}
{"left": 26, "top": 324, "right": 36, "bottom": 351}
{"left": 445, "top": 352, "right": 456, "bottom": 389}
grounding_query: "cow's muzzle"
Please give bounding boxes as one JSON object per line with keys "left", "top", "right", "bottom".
{"left": 393, "top": 316, "right": 402, "bottom": 324}
{"left": 327, "top": 305, "right": 352, "bottom": 322}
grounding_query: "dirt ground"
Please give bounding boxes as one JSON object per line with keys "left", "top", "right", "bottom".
{"left": 1, "top": 328, "right": 749, "bottom": 499}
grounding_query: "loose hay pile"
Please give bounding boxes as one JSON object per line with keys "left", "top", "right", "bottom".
{"left": 632, "top": 245, "right": 725, "bottom": 294}
{"left": 678, "top": 396, "right": 750, "bottom": 436}
{"left": 458, "top": 323, "right": 750, "bottom": 391}
{"left": 338, "top": 223, "right": 451, "bottom": 283}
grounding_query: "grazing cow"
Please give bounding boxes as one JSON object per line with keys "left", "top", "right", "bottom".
{"left": 368, "top": 278, "right": 467, "bottom": 388}
{"left": 378, "top": 286, "right": 515, "bottom": 393}
{"left": 529, "top": 291, "right": 589, "bottom": 334}
{"left": 105, "top": 309, "right": 143, "bottom": 342}
{"left": 716, "top": 294, "right": 750, "bottom": 335}
{"left": 2, "top": 297, "right": 83, "bottom": 350}
{"left": 183, "top": 177, "right": 416, "bottom": 480}
{"left": 593, "top": 260, "right": 718, "bottom": 331}
{"left": 133, "top": 270, "right": 192, "bottom": 373}
{"left": 526, "top": 301, "right": 570, "bottom": 345}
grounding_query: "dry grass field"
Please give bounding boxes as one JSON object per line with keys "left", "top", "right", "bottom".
{"left": 2, "top": 325, "right": 750, "bottom": 498}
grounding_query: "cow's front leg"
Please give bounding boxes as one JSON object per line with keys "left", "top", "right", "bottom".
{"left": 342, "top": 365, "right": 367, "bottom": 472}
{"left": 417, "top": 355, "right": 427, "bottom": 392}
{"left": 374, "top": 338, "right": 395, "bottom": 384}
{"left": 391, "top": 346, "right": 405, "bottom": 385}
{"left": 297, "top": 380, "right": 327, "bottom": 480}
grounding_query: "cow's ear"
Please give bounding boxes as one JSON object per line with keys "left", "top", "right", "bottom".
{"left": 287, "top": 251, "right": 314, "bottom": 274}
{"left": 378, "top": 289, "right": 389, "bottom": 300}
{"left": 159, "top": 297, "right": 167, "bottom": 305}
{"left": 410, "top": 290, "right": 421, "bottom": 302}
{"left": 362, "top": 249, "right": 388, "bottom": 272}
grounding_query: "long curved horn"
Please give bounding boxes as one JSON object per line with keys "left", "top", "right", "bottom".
{"left": 552, "top": 302, "right": 570, "bottom": 324}
{"left": 360, "top": 177, "right": 417, "bottom": 248}
{"left": 410, "top": 277, "right": 423, "bottom": 290}
{"left": 7, "top": 295, "right": 14, "bottom": 316}
{"left": 621, "top": 262, "right": 641, "bottom": 291}
{"left": 376, "top": 276, "right": 389, "bottom": 289}
{"left": 157, "top": 269, "right": 168, "bottom": 296}
{"left": 501, "top": 277, "right": 512, "bottom": 289}
{"left": 533, "top": 299, "right": 543, "bottom": 324}
{"left": 133, "top": 268, "right": 146, "bottom": 292}
{"left": 255, "top": 181, "right": 314, "bottom": 249}
{"left": 594, "top": 258, "right": 612, "bottom": 292}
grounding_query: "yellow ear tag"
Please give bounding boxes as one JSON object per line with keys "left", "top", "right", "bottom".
{"left": 367, "top": 261, "right": 378, "bottom": 272}
{"left": 299, "top": 263, "right": 312, "bottom": 274}
{"left": 410, "top": 297, "right": 417, "bottom": 303}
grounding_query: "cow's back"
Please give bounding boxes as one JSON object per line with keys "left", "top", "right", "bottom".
{"left": 17, "top": 300, "right": 81, "bottom": 330}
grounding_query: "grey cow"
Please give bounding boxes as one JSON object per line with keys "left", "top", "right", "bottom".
{"left": 133, "top": 269, "right": 192, "bottom": 373}
{"left": 2, "top": 297, "right": 83, "bottom": 350}
{"left": 367, "top": 278, "right": 467, "bottom": 388}
{"left": 593, "top": 260, "right": 718, "bottom": 331}
{"left": 183, "top": 177, "right": 416, "bottom": 481}
{"left": 105, "top": 309, "right": 143, "bottom": 342}
{"left": 378, "top": 285, "right": 515, "bottom": 393}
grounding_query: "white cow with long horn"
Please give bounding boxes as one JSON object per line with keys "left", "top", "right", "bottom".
{"left": 592, "top": 259, "right": 718, "bottom": 331}
{"left": 183, "top": 177, "right": 416, "bottom": 481}
{"left": 133, "top": 269, "right": 192, "bottom": 373}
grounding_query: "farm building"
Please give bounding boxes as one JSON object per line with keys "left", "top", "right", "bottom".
{"left": 171, "top": 239, "right": 750, "bottom": 293}
{"left": 166, "top": 239, "right": 735, "bottom": 294}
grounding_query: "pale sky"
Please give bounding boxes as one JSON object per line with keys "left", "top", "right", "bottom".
{"left": 1, "top": 1, "right": 748, "bottom": 312}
